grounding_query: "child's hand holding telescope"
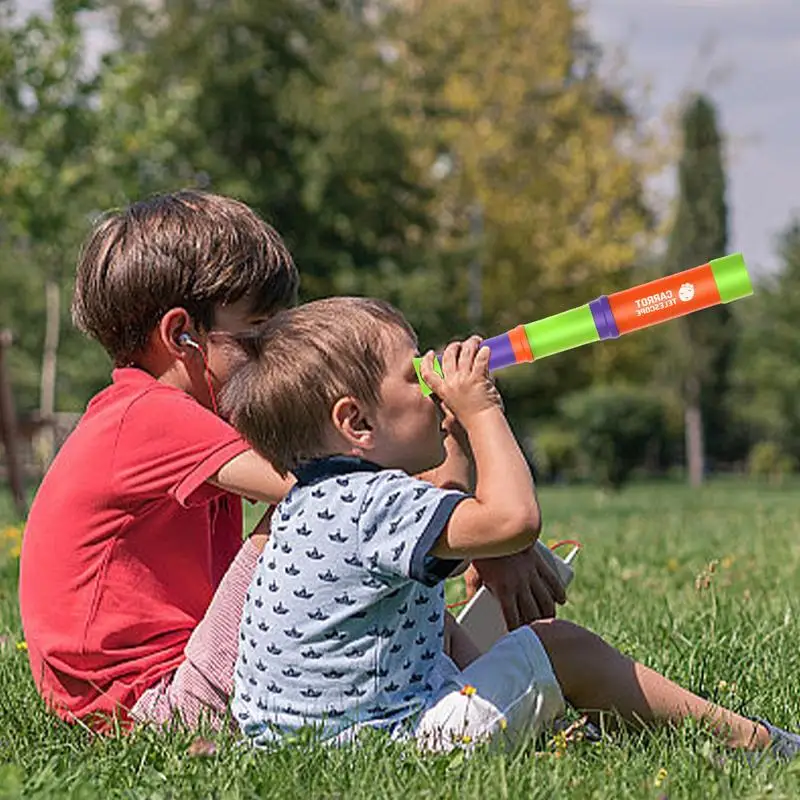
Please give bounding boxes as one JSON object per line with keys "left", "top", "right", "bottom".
{"left": 418, "top": 336, "right": 502, "bottom": 424}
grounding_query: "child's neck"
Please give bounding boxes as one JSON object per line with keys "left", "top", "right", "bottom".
{"left": 131, "top": 352, "right": 198, "bottom": 399}
{"left": 314, "top": 442, "right": 387, "bottom": 469}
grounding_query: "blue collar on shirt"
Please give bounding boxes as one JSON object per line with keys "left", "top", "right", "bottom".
{"left": 293, "top": 455, "right": 384, "bottom": 488}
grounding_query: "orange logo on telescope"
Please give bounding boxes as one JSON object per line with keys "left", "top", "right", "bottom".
{"left": 609, "top": 265, "right": 721, "bottom": 335}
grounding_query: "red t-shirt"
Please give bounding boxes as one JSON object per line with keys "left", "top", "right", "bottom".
{"left": 19, "top": 368, "right": 251, "bottom": 729}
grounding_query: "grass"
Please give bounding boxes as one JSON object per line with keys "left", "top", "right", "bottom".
{"left": 1, "top": 479, "right": 800, "bottom": 798}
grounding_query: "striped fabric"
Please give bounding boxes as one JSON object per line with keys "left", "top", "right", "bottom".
{"left": 131, "top": 538, "right": 261, "bottom": 731}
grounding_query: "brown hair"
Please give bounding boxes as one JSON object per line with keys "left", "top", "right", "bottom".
{"left": 222, "top": 297, "right": 417, "bottom": 475}
{"left": 71, "top": 190, "right": 299, "bottom": 364}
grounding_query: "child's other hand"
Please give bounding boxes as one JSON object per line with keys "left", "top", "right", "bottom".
{"left": 419, "top": 336, "right": 502, "bottom": 425}
{"left": 440, "top": 406, "right": 471, "bottom": 457}
{"left": 248, "top": 505, "right": 276, "bottom": 552}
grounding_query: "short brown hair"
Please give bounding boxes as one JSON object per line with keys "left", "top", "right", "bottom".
{"left": 222, "top": 297, "right": 417, "bottom": 475}
{"left": 72, "top": 190, "right": 299, "bottom": 364}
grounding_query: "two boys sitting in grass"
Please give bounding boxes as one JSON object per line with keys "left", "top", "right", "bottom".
{"left": 19, "top": 191, "right": 799, "bottom": 760}
{"left": 17, "top": 190, "right": 561, "bottom": 732}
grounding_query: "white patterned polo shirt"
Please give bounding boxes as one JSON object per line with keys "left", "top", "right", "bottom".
{"left": 232, "top": 455, "right": 467, "bottom": 745}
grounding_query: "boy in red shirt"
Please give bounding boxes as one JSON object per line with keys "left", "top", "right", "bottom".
{"left": 19, "top": 189, "right": 564, "bottom": 732}
{"left": 19, "top": 191, "right": 299, "bottom": 731}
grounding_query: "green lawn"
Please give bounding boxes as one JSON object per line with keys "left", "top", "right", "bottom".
{"left": 1, "top": 480, "right": 799, "bottom": 798}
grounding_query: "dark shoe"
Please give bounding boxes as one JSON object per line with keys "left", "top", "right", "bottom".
{"left": 756, "top": 719, "right": 800, "bottom": 761}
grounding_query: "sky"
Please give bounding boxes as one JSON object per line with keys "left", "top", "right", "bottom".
{"left": 16, "top": 0, "right": 800, "bottom": 273}
{"left": 585, "top": 0, "right": 800, "bottom": 273}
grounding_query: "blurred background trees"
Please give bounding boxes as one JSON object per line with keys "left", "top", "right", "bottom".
{"left": 1, "top": 0, "right": 797, "bottom": 489}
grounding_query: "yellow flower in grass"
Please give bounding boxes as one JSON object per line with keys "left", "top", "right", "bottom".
{"left": 549, "top": 729, "right": 568, "bottom": 757}
{"left": 2, "top": 525, "right": 23, "bottom": 559}
{"left": 16, "top": 641, "right": 27, "bottom": 652}
{"left": 654, "top": 767, "right": 668, "bottom": 788}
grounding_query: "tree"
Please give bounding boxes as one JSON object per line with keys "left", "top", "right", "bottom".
{"left": 661, "top": 94, "right": 734, "bottom": 486}
{"left": 731, "top": 219, "right": 800, "bottom": 460}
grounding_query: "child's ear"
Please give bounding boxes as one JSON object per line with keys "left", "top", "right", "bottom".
{"left": 159, "top": 307, "right": 195, "bottom": 358}
{"left": 332, "top": 397, "right": 374, "bottom": 450}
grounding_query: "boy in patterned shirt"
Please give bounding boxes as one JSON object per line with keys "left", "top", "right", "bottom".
{"left": 222, "top": 297, "right": 800, "bottom": 756}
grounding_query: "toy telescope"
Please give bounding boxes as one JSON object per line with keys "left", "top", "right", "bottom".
{"left": 414, "top": 253, "right": 752, "bottom": 395}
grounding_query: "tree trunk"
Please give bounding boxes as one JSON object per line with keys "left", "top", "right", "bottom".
{"left": 685, "top": 374, "right": 705, "bottom": 487}
{"left": 37, "top": 279, "right": 61, "bottom": 470}
{"left": 0, "top": 330, "right": 27, "bottom": 517}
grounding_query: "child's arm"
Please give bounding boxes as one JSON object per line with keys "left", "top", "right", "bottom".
{"left": 208, "top": 449, "right": 295, "bottom": 505}
{"left": 417, "top": 396, "right": 564, "bottom": 622}
{"left": 419, "top": 339, "right": 541, "bottom": 560}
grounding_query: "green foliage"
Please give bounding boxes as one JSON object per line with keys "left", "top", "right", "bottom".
{"left": 100, "top": 0, "right": 438, "bottom": 298}
{"left": 530, "top": 423, "right": 580, "bottom": 483}
{"left": 731, "top": 219, "right": 800, "bottom": 461}
{"left": 0, "top": 0, "right": 109, "bottom": 411}
{"left": 747, "top": 441, "right": 797, "bottom": 485}
{"left": 558, "top": 384, "right": 668, "bottom": 489}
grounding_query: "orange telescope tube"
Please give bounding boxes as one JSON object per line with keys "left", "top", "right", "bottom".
{"left": 610, "top": 261, "right": 734, "bottom": 335}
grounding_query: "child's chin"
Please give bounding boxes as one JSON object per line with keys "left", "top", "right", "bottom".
{"left": 403, "top": 438, "right": 448, "bottom": 475}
